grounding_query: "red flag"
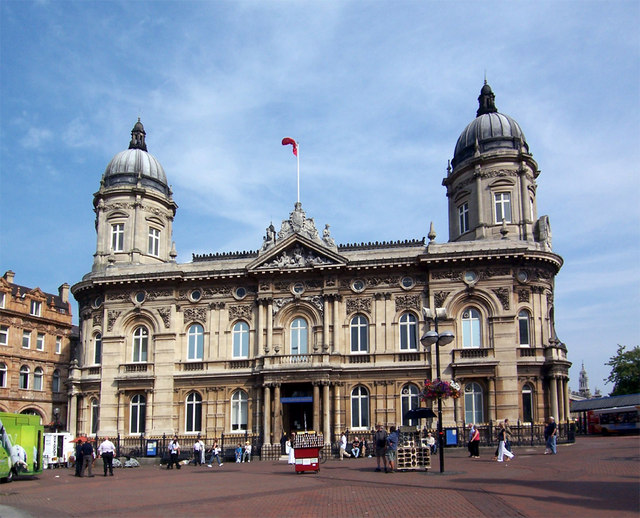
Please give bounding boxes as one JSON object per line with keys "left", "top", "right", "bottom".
{"left": 282, "top": 137, "right": 298, "bottom": 156}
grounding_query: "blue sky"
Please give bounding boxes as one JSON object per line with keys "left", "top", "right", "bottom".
{"left": 1, "top": 1, "right": 638, "bottom": 394}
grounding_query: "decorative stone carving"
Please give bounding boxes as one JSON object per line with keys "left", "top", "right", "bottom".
{"left": 395, "top": 294, "right": 422, "bottom": 312}
{"left": 434, "top": 291, "right": 449, "bottom": 308}
{"left": 431, "top": 270, "right": 460, "bottom": 281}
{"left": 272, "top": 297, "right": 293, "bottom": 315}
{"left": 259, "top": 244, "right": 334, "bottom": 269}
{"left": 184, "top": 306, "right": 207, "bottom": 324}
{"left": 492, "top": 288, "right": 510, "bottom": 310}
{"left": 107, "top": 310, "right": 121, "bottom": 331}
{"left": 146, "top": 289, "right": 172, "bottom": 301}
{"left": 346, "top": 297, "right": 372, "bottom": 315}
{"left": 109, "top": 291, "right": 132, "bottom": 301}
{"left": 517, "top": 288, "right": 530, "bottom": 303}
{"left": 229, "top": 305, "right": 252, "bottom": 320}
{"left": 92, "top": 312, "right": 103, "bottom": 328}
{"left": 157, "top": 307, "right": 171, "bottom": 328}
{"left": 322, "top": 224, "right": 335, "bottom": 247}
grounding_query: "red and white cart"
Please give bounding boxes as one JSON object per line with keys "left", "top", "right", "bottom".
{"left": 293, "top": 432, "right": 324, "bottom": 474}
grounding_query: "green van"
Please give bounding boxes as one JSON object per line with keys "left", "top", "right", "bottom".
{"left": 0, "top": 412, "right": 44, "bottom": 482}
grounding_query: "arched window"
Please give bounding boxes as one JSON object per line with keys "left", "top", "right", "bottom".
{"left": 33, "top": 367, "right": 43, "bottom": 391}
{"left": 401, "top": 384, "right": 420, "bottom": 426}
{"left": 0, "top": 362, "right": 6, "bottom": 388}
{"left": 462, "top": 308, "right": 482, "bottom": 348}
{"left": 232, "top": 321, "right": 250, "bottom": 358}
{"left": 350, "top": 315, "right": 369, "bottom": 353}
{"left": 522, "top": 384, "right": 534, "bottom": 423}
{"left": 290, "top": 318, "right": 308, "bottom": 355}
{"left": 399, "top": 313, "right": 417, "bottom": 350}
{"left": 91, "top": 398, "right": 100, "bottom": 435}
{"left": 231, "top": 390, "right": 248, "bottom": 431}
{"left": 132, "top": 326, "right": 148, "bottom": 363}
{"left": 464, "top": 382, "right": 484, "bottom": 424}
{"left": 351, "top": 386, "right": 370, "bottom": 429}
{"left": 187, "top": 324, "right": 204, "bottom": 361}
{"left": 52, "top": 369, "right": 61, "bottom": 393}
{"left": 19, "top": 365, "right": 29, "bottom": 389}
{"left": 185, "top": 392, "right": 202, "bottom": 433}
{"left": 518, "top": 310, "right": 531, "bottom": 347}
{"left": 130, "top": 394, "right": 146, "bottom": 434}
{"left": 94, "top": 333, "right": 102, "bottom": 364}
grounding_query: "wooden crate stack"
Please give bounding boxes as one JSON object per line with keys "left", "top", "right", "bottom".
{"left": 396, "top": 428, "right": 431, "bottom": 471}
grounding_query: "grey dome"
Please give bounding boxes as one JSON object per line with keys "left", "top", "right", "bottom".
{"left": 102, "top": 120, "right": 170, "bottom": 196}
{"left": 451, "top": 83, "right": 529, "bottom": 170}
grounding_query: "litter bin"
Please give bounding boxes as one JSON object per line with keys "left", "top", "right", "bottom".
{"left": 146, "top": 440, "right": 158, "bottom": 457}
{"left": 445, "top": 428, "right": 458, "bottom": 446}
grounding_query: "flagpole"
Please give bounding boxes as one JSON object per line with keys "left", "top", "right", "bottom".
{"left": 297, "top": 142, "right": 300, "bottom": 204}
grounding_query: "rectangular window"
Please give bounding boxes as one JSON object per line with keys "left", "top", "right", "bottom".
{"left": 0, "top": 325, "right": 8, "bottom": 345}
{"left": 111, "top": 223, "right": 124, "bottom": 251}
{"left": 148, "top": 227, "right": 160, "bottom": 256}
{"left": 458, "top": 202, "right": 470, "bottom": 234}
{"left": 494, "top": 192, "right": 512, "bottom": 223}
{"left": 36, "top": 333, "right": 45, "bottom": 351}
{"left": 56, "top": 337, "right": 62, "bottom": 354}
{"left": 22, "top": 330, "right": 31, "bottom": 348}
{"left": 0, "top": 292, "right": 5, "bottom": 308}
{"left": 30, "top": 300, "right": 42, "bottom": 316}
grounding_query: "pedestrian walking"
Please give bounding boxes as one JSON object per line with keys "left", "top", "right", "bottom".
{"left": 207, "top": 440, "right": 223, "bottom": 467}
{"left": 80, "top": 439, "right": 95, "bottom": 477}
{"left": 339, "top": 431, "right": 351, "bottom": 460}
{"left": 193, "top": 434, "right": 205, "bottom": 465}
{"left": 544, "top": 416, "right": 557, "bottom": 454}
{"left": 97, "top": 436, "right": 116, "bottom": 476}
{"left": 469, "top": 424, "right": 480, "bottom": 458}
{"left": 496, "top": 422, "right": 514, "bottom": 462}
{"left": 373, "top": 423, "right": 388, "bottom": 472}
{"left": 167, "top": 436, "right": 181, "bottom": 469}
{"left": 385, "top": 426, "right": 399, "bottom": 473}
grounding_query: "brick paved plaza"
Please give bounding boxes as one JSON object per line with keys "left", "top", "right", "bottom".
{"left": 0, "top": 435, "right": 638, "bottom": 518}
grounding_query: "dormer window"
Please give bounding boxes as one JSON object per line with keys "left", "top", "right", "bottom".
{"left": 30, "top": 300, "right": 41, "bottom": 316}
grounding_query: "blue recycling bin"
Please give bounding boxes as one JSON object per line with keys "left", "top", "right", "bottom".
{"left": 146, "top": 440, "right": 158, "bottom": 457}
{"left": 445, "top": 428, "right": 458, "bottom": 446}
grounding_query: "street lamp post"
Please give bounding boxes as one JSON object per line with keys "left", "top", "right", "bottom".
{"left": 421, "top": 308, "right": 454, "bottom": 473}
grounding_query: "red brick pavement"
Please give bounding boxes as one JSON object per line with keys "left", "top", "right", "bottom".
{"left": 0, "top": 435, "right": 638, "bottom": 518}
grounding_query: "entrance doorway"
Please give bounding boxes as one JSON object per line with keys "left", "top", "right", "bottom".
{"left": 281, "top": 383, "right": 314, "bottom": 434}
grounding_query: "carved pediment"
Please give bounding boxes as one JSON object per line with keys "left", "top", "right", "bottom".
{"left": 248, "top": 234, "right": 346, "bottom": 272}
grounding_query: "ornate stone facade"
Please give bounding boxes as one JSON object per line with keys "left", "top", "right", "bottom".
{"left": 70, "top": 87, "right": 571, "bottom": 445}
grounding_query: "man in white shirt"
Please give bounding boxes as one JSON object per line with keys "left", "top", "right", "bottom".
{"left": 339, "top": 431, "right": 351, "bottom": 460}
{"left": 97, "top": 437, "right": 116, "bottom": 476}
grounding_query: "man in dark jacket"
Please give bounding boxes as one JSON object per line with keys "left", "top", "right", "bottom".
{"left": 80, "top": 440, "right": 95, "bottom": 477}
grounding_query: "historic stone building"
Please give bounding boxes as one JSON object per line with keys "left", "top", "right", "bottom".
{"left": 0, "top": 270, "right": 73, "bottom": 429}
{"left": 70, "top": 84, "right": 571, "bottom": 447}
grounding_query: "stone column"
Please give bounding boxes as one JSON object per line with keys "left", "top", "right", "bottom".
{"left": 323, "top": 297, "right": 330, "bottom": 351}
{"left": 255, "top": 301, "right": 262, "bottom": 355}
{"left": 312, "top": 383, "right": 320, "bottom": 431}
{"left": 322, "top": 382, "right": 330, "bottom": 444}
{"left": 332, "top": 296, "right": 339, "bottom": 353}
{"left": 549, "top": 376, "right": 558, "bottom": 421}
{"left": 488, "top": 377, "right": 496, "bottom": 422}
{"left": 274, "top": 384, "right": 281, "bottom": 442}
{"left": 263, "top": 385, "right": 271, "bottom": 444}
{"left": 68, "top": 393, "right": 78, "bottom": 437}
{"left": 557, "top": 378, "right": 565, "bottom": 422}
{"left": 254, "top": 385, "right": 262, "bottom": 435}
{"left": 266, "top": 300, "right": 273, "bottom": 353}
{"left": 563, "top": 377, "right": 571, "bottom": 423}
{"left": 333, "top": 383, "right": 342, "bottom": 438}
{"left": 475, "top": 170, "right": 485, "bottom": 238}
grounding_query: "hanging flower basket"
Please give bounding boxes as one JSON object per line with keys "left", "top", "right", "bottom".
{"left": 420, "top": 379, "right": 461, "bottom": 400}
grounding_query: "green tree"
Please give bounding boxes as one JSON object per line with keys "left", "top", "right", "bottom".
{"left": 605, "top": 345, "right": 640, "bottom": 396}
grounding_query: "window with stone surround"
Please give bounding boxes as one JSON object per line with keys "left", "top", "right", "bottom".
{"left": 350, "top": 314, "right": 369, "bottom": 353}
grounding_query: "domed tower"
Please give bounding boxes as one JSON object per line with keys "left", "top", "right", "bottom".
{"left": 92, "top": 120, "right": 178, "bottom": 270}
{"left": 443, "top": 83, "right": 548, "bottom": 246}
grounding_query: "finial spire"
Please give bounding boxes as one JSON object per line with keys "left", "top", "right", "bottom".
{"left": 477, "top": 82, "right": 498, "bottom": 117}
{"left": 129, "top": 118, "right": 148, "bottom": 151}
